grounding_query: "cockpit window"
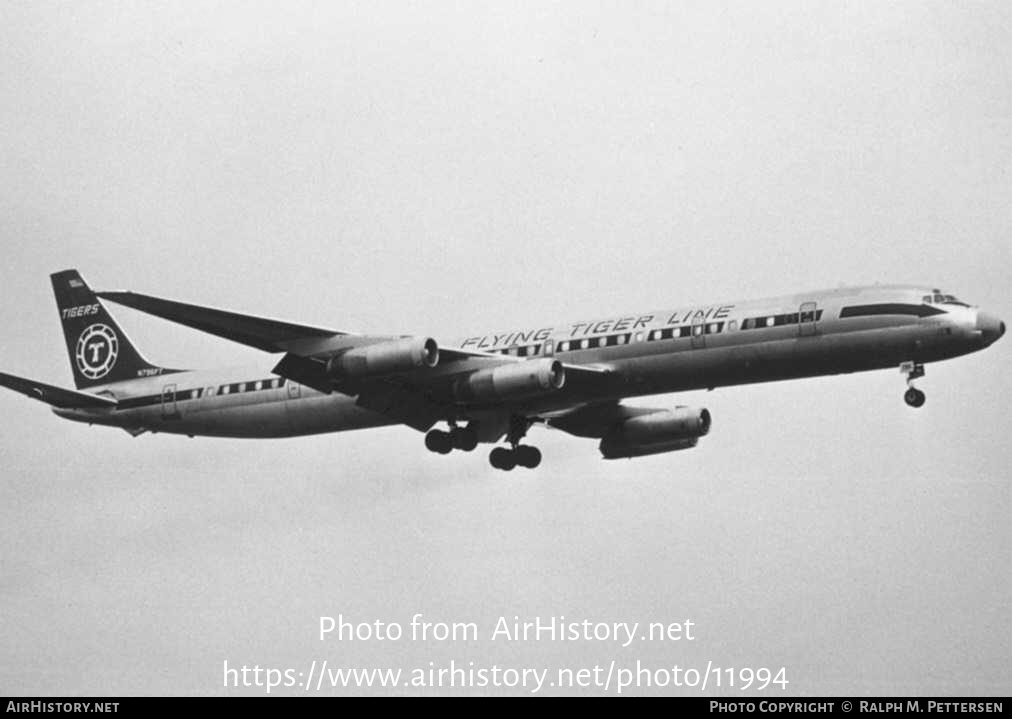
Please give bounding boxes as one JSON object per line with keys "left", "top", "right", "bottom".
{"left": 924, "top": 292, "right": 969, "bottom": 307}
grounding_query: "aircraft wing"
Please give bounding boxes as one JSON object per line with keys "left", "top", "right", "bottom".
{"left": 96, "top": 290, "right": 344, "bottom": 352}
{"left": 0, "top": 371, "right": 118, "bottom": 409}
{"left": 98, "top": 289, "right": 613, "bottom": 375}
{"left": 97, "top": 289, "right": 617, "bottom": 429}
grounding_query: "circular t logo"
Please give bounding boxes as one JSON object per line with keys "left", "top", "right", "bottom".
{"left": 75, "top": 324, "right": 119, "bottom": 380}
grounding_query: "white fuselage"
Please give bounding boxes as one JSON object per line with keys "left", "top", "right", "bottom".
{"left": 53, "top": 285, "right": 998, "bottom": 440}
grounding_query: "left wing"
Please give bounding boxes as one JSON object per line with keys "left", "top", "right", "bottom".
{"left": 98, "top": 289, "right": 616, "bottom": 427}
{"left": 99, "top": 289, "right": 612, "bottom": 374}
{"left": 96, "top": 290, "right": 344, "bottom": 353}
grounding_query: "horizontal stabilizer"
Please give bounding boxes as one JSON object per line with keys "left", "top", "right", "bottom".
{"left": 0, "top": 371, "right": 118, "bottom": 408}
{"left": 97, "top": 291, "right": 342, "bottom": 352}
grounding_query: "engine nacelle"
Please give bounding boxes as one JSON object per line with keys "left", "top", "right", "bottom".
{"left": 326, "top": 337, "right": 439, "bottom": 379}
{"left": 601, "top": 436, "right": 700, "bottom": 459}
{"left": 454, "top": 358, "right": 565, "bottom": 402}
{"left": 599, "top": 406, "right": 711, "bottom": 459}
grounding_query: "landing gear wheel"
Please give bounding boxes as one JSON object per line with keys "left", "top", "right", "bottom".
{"left": 424, "top": 429, "right": 453, "bottom": 454}
{"left": 900, "top": 362, "right": 927, "bottom": 409}
{"left": 489, "top": 447, "right": 516, "bottom": 471}
{"left": 450, "top": 426, "right": 479, "bottom": 452}
{"left": 515, "top": 445, "right": 542, "bottom": 469}
{"left": 904, "top": 387, "right": 926, "bottom": 408}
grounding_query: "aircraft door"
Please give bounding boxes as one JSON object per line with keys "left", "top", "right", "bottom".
{"left": 691, "top": 316, "right": 706, "bottom": 349}
{"left": 287, "top": 381, "right": 301, "bottom": 400}
{"left": 161, "top": 383, "right": 180, "bottom": 419}
{"left": 799, "top": 301, "right": 818, "bottom": 337}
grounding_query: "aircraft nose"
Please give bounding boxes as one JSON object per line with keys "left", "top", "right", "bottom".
{"left": 976, "top": 311, "right": 1005, "bottom": 346}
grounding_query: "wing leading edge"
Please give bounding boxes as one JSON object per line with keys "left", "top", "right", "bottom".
{"left": 96, "top": 290, "right": 344, "bottom": 352}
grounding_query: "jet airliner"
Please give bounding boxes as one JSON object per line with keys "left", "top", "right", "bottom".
{"left": 0, "top": 270, "right": 1003, "bottom": 470}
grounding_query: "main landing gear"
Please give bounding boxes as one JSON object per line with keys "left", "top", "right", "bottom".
{"left": 488, "top": 416, "right": 541, "bottom": 471}
{"left": 425, "top": 417, "right": 543, "bottom": 470}
{"left": 489, "top": 445, "right": 542, "bottom": 471}
{"left": 424, "top": 423, "right": 479, "bottom": 455}
{"left": 900, "top": 362, "right": 926, "bottom": 408}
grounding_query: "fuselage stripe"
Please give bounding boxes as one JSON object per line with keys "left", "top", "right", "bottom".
{"left": 113, "top": 377, "right": 284, "bottom": 410}
{"left": 839, "top": 304, "right": 946, "bottom": 319}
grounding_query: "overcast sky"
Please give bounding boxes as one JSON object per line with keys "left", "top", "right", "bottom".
{"left": 1, "top": 1, "right": 1009, "bottom": 696}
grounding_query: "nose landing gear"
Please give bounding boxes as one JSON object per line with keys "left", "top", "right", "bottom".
{"left": 904, "top": 387, "right": 926, "bottom": 408}
{"left": 900, "top": 362, "right": 926, "bottom": 408}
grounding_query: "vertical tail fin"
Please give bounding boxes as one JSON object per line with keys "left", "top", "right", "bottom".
{"left": 50, "top": 269, "right": 169, "bottom": 388}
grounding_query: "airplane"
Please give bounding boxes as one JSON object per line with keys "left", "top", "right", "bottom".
{"left": 0, "top": 270, "right": 1004, "bottom": 471}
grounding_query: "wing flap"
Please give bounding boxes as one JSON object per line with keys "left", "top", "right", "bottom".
{"left": 0, "top": 371, "right": 118, "bottom": 409}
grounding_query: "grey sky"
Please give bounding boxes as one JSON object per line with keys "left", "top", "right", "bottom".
{"left": 1, "top": 1, "right": 1008, "bottom": 695}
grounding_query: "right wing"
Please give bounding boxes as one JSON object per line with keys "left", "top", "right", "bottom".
{"left": 0, "top": 371, "right": 118, "bottom": 409}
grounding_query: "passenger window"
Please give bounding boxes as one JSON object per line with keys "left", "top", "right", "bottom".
{"left": 728, "top": 320, "right": 737, "bottom": 332}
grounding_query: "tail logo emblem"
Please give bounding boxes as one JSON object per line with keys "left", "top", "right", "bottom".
{"left": 75, "top": 324, "right": 119, "bottom": 380}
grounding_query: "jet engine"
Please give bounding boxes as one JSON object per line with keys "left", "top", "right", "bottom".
{"left": 599, "top": 406, "right": 711, "bottom": 459}
{"left": 454, "top": 358, "right": 565, "bottom": 402}
{"left": 325, "top": 337, "right": 439, "bottom": 379}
